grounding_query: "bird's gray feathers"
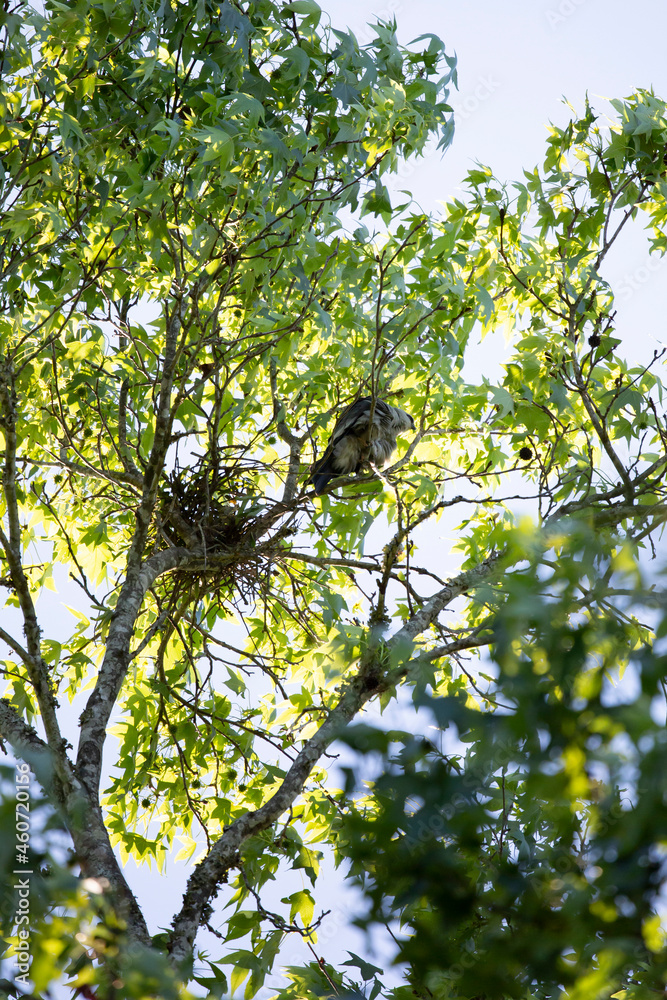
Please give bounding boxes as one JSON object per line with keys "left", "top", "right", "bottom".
{"left": 308, "top": 397, "right": 415, "bottom": 495}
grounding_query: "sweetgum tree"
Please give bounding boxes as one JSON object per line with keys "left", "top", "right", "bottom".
{"left": 1, "top": 1, "right": 667, "bottom": 998}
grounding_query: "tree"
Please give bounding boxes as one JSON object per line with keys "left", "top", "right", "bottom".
{"left": 0, "top": 0, "right": 454, "bottom": 995}
{"left": 0, "top": 0, "right": 666, "bottom": 997}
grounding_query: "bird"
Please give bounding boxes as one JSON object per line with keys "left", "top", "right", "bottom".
{"left": 308, "top": 397, "right": 415, "bottom": 495}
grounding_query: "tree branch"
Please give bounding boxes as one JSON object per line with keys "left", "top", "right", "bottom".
{"left": 76, "top": 289, "right": 190, "bottom": 796}
{"left": 0, "top": 358, "right": 63, "bottom": 751}
{"left": 76, "top": 545, "right": 193, "bottom": 795}
{"left": 167, "top": 553, "right": 500, "bottom": 962}
{"left": 0, "top": 697, "right": 150, "bottom": 945}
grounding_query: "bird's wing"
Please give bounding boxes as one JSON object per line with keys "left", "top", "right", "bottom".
{"left": 308, "top": 398, "right": 414, "bottom": 491}
{"left": 330, "top": 397, "right": 372, "bottom": 444}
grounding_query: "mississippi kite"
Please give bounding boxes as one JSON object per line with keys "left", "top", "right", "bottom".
{"left": 308, "top": 397, "right": 415, "bottom": 495}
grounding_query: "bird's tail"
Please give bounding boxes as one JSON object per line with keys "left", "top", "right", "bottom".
{"left": 307, "top": 454, "right": 336, "bottom": 495}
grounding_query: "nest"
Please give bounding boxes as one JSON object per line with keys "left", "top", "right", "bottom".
{"left": 160, "top": 463, "right": 249, "bottom": 546}
{"left": 157, "top": 465, "right": 266, "bottom": 605}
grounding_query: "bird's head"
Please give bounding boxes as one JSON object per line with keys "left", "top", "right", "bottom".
{"left": 393, "top": 408, "right": 416, "bottom": 433}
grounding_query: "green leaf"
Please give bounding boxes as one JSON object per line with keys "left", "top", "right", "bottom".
{"left": 486, "top": 382, "right": 515, "bottom": 417}
{"left": 285, "top": 889, "right": 315, "bottom": 926}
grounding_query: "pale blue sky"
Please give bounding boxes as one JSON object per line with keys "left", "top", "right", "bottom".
{"left": 327, "top": 0, "right": 667, "bottom": 380}
{"left": 329, "top": 0, "right": 667, "bottom": 213}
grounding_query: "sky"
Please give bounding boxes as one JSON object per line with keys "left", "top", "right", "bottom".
{"left": 8, "top": 2, "right": 667, "bottom": 996}
{"left": 328, "top": 0, "right": 667, "bottom": 378}
{"left": 330, "top": 0, "right": 667, "bottom": 213}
